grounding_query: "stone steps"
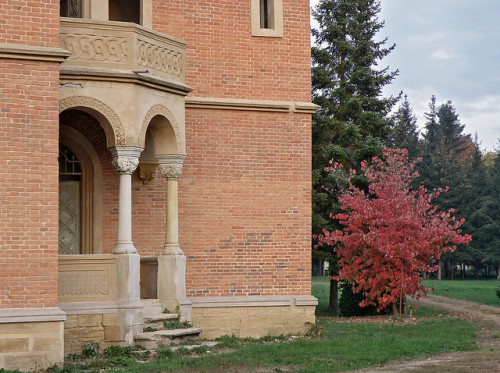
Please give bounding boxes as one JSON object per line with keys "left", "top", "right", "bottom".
{"left": 134, "top": 300, "right": 202, "bottom": 350}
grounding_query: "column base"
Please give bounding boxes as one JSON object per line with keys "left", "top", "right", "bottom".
{"left": 157, "top": 251, "right": 190, "bottom": 321}
{"left": 116, "top": 253, "right": 141, "bottom": 302}
{"left": 161, "top": 243, "right": 184, "bottom": 255}
{"left": 113, "top": 242, "right": 138, "bottom": 254}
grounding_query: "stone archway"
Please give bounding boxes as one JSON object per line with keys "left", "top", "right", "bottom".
{"left": 59, "top": 96, "right": 126, "bottom": 148}
{"left": 138, "top": 104, "right": 185, "bottom": 155}
{"left": 59, "top": 124, "right": 103, "bottom": 254}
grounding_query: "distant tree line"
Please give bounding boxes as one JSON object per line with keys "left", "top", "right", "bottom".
{"left": 390, "top": 95, "right": 500, "bottom": 280}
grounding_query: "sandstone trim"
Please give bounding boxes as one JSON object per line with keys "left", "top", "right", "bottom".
{"left": 0, "top": 307, "right": 66, "bottom": 324}
{"left": 0, "top": 43, "right": 70, "bottom": 62}
{"left": 59, "top": 300, "right": 143, "bottom": 315}
{"left": 190, "top": 295, "right": 318, "bottom": 308}
{"left": 60, "top": 67, "right": 192, "bottom": 96}
{"left": 185, "top": 97, "right": 320, "bottom": 114}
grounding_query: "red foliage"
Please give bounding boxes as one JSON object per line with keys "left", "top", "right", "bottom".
{"left": 316, "top": 148, "right": 471, "bottom": 312}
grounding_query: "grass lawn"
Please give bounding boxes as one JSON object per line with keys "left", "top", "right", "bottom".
{"left": 36, "top": 276, "right": 478, "bottom": 373}
{"left": 423, "top": 279, "right": 500, "bottom": 307}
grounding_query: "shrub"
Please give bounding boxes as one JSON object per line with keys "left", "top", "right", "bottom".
{"left": 339, "top": 282, "right": 384, "bottom": 316}
{"left": 81, "top": 342, "right": 100, "bottom": 358}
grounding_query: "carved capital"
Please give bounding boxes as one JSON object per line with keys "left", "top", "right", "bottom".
{"left": 158, "top": 154, "right": 186, "bottom": 180}
{"left": 158, "top": 163, "right": 183, "bottom": 179}
{"left": 109, "top": 147, "right": 143, "bottom": 175}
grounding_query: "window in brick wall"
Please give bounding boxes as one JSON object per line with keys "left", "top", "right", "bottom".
{"left": 60, "top": 0, "right": 83, "bottom": 18}
{"left": 109, "top": 0, "right": 140, "bottom": 24}
{"left": 251, "top": 0, "right": 283, "bottom": 37}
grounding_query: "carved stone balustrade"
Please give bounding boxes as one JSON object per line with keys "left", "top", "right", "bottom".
{"left": 60, "top": 18, "right": 186, "bottom": 85}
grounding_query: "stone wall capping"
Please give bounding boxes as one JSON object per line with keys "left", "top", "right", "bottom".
{"left": 185, "top": 97, "right": 319, "bottom": 114}
{"left": 59, "top": 300, "right": 143, "bottom": 315}
{"left": 60, "top": 18, "right": 187, "bottom": 49}
{"left": 0, "top": 307, "right": 66, "bottom": 324}
{"left": 0, "top": 43, "right": 71, "bottom": 62}
{"left": 190, "top": 295, "right": 318, "bottom": 308}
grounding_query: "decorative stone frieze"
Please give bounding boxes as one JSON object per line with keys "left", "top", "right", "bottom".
{"left": 137, "top": 40, "right": 183, "bottom": 77}
{"left": 61, "top": 35, "right": 128, "bottom": 63}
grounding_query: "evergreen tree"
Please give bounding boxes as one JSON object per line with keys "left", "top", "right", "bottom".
{"left": 311, "top": 0, "right": 399, "bottom": 313}
{"left": 419, "top": 97, "right": 487, "bottom": 279}
{"left": 470, "top": 149, "right": 500, "bottom": 279}
{"left": 389, "top": 94, "right": 420, "bottom": 159}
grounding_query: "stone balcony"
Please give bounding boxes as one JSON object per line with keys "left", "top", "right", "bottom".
{"left": 60, "top": 18, "right": 187, "bottom": 88}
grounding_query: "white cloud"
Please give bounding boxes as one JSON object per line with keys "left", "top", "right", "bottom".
{"left": 430, "top": 49, "right": 456, "bottom": 61}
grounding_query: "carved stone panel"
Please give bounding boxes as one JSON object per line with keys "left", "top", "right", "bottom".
{"left": 61, "top": 35, "right": 128, "bottom": 63}
{"left": 59, "top": 270, "right": 109, "bottom": 296}
{"left": 136, "top": 40, "right": 183, "bottom": 77}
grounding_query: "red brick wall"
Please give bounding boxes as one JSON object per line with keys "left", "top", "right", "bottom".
{"left": 0, "top": 1, "right": 60, "bottom": 308}
{"left": 180, "top": 110, "right": 312, "bottom": 296}
{"left": 0, "top": 60, "right": 60, "bottom": 308}
{"left": 0, "top": 1, "right": 59, "bottom": 46}
{"left": 153, "top": 0, "right": 311, "bottom": 102}
{"left": 152, "top": 0, "right": 313, "bottom": 297}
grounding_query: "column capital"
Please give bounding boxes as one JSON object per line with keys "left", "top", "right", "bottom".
{"left": 109, "top": 146, "right": 143, "bottom": 175}
{"left": 158, "top": 154, "right": 186, "bottom": 180}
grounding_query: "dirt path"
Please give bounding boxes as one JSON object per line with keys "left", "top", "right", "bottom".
{"left": 349, "top": 295, "right": 500, "bottom": 373}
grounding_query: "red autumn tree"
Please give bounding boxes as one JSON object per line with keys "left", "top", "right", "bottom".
{"left": 317, "top": 148, "right": 471, "bottom": 316}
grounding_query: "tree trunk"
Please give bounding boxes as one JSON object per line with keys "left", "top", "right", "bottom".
{"left": 474, "top": 267, "right": 479, "bottom": 280}
{"left": 392, "top": 302, "right": 398, "bottom": 317}
{"left": 497, "top": 264, "right": 500, "bottom": 280}
{"left": 461, "top": 262, "right": 465, "bottom": 279}
{"left": 450, "top": 261, "right": 454, "bottom": 280}
{"left": 438, "top": 260, "right": 442, "bottom": 280}
{"left": 328, "top": 278, "right": 339, "bottom": 314}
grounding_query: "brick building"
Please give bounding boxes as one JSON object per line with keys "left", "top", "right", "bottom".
{"left": 0, "top": 0, "right": 317, "bottom": 370}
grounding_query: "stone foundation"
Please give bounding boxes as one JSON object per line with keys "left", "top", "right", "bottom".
{"left": 60, "top": 302, "right": 143, "bottom": 354}
{"left": 0, "top": 308, "right": 65, "bottom": 371}
{"left": 191, "top": 295, "right": 317, "bottom": 339}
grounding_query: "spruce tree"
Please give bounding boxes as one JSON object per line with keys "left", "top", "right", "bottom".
{"left": 389, "top": 95, "right": 420, "bottom": 159}
{"left": 419, "top": 97, "right": 487, "bottom": 279}
{"left": 311, "top": 0, "right": 399, "bottom": 313}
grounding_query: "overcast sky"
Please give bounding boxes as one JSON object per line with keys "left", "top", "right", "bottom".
{"left": 310, "top": 0, "right": 500, "bottom": 152}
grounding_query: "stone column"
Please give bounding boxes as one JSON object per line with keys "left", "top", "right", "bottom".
{"left": 110, "top": 147, "right": 142, "bottom": 254}
{"left": 109, "top": 146, "right": 143, "bottom": 302}
{"left": 109, "top": 147, "right": 143, "bottom": 345}
{"left": 157, "top": 155, "right": 191, "bottom": 321}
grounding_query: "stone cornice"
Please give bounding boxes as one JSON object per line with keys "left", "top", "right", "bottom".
{"left": 60, "top": 67, "right": 193, "bottom": 96}
{"left": 0, "top": 43, "right": 71, "bottom": 62}
{"left": 190, "top": 295, "right": 318, "bottom": 308}
{"left": 0, "top": 307, "right": 66, "bottom": 324}
{"left": 185, "top": 97, "right": 320, "bottom": 114}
